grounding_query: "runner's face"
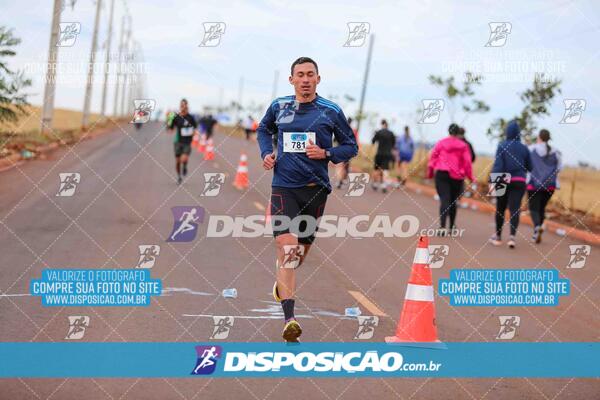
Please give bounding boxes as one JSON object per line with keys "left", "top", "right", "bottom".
{"left": 289, "top": 63, "right": 320, "bottom": 100}
{"left": 180, "top": 101, "right": 188, "bottom": 114}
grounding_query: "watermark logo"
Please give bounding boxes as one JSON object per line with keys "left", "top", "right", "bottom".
{"left": 275, "top": 100, "right": 299, "bottom": 124}
{"left": 280, "top": 245, "right": 305, "bottom": 269}
{"left": 65, "top": 316, "right": 89, "bottom": 340}
{"left": 566, "top": 245, "right": 590, "bottom": 269}
{"left": 345, "top": 173, "right": 370, "bottom": 197}
{"left": 421, "top": 227, "right": 464, "bottom": 238}
{"left": 201, "top": 173, "right": 225, "bottom": 196}
{"left": 199, "top": 22, "right": 226, "bottom": 47}
{"left": 354, "top": 316, "right": 379, "bottom": 340}
{"left": 61, "top": 0, "right": 77, "bottom": 12}
{"left": 56, "top": 172, "right": 81, "bottom": 197}
{"left": 192, "top": 345, "right": 222, "bottom": 375}
{"left": 207, "top": 214, "right": 420, "bottom": 239}
{"left": 418, "top": 99, "right": 444, "bottom": 124}
{"left": 167, "top": 206, "right": 204, "bottom": 242}
{"left": 485, "top": 22, "right": 512, "bottom": 47}
{"left": 130, "top": 99, "right": 155, "bottom": 124}
{"left": 559, "top": 99, "right": 586, "bottom": 124}
{"left": 57, "top": 22, "right": 81, "bottom": 47}
{"left": 496, "top": 315, "right": 520, "bottom": 340}
{"left": 210, "top": 316, "right": 234, "bottom": 340}
{"left": 428, "top": 245, "right": 449, "bottom": 269}
{"left": 487, "top": 173, "right": 511, "bottom": 197}
{"left": 137, "top": 245, "right": 160, "bottom": 269}
{"left": 344, "top": 22, "right": 370, "bottom": 47}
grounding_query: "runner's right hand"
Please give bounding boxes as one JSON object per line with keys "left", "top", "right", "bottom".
{"left": 263, "top": 153, "right": 276, "bottom": 170}
{"left": 263, "top": 153, "right": 275, "bottom": 170}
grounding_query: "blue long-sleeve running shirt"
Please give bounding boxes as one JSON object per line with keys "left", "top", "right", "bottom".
{"left": 257, "top": 94, "right": 358, "bottom": 193}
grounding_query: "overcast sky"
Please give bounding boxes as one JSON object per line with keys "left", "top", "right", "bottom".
{"left": 3, "top": 0, "right": 600, "bottom": 165}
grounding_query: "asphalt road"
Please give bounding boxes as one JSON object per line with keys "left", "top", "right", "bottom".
{"left": 0, "top": 121, "right": 598, "bottom": 399}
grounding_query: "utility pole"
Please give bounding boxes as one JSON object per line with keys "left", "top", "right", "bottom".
{"left": 113, "top": 15, "right": 125, "bottom": 117}
{"left": 82, "top": 0, "right": 103, "bottom": 128}
{"left": 356, "top": 34, "right": 374, "bottom": 135}
{"left": 127, "top": 41, "right": 138, "bottom": 116}
{"left": 100, "top": 0, "right": 115, "bottom": 119}
{"left": 217, "top": 86, "right": 223, "bottom": 111}
{"left": 41, "top": 0, "right": 63, "bottom": 135}
{"left": 119, "top": 20, "right": 131, "bottom": 117}
{"left": 236, "top": 76, "right": 244, "bottom": 122}
{"left": 271, "top": 70, "right": 279, "bottom": 100}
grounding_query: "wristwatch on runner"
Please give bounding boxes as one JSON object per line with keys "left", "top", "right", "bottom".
{"left": 325, "top": 149, "right": 332, "bottom": 160}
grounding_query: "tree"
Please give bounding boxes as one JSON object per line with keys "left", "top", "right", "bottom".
{"left": 486, "top": 74, "right": 562, "bottom": 143}
{"left": 0, "top": 27, "right": 31, "bottom": 124}
{"left": 428, "top": 72, "right": 490, "bottom": 123}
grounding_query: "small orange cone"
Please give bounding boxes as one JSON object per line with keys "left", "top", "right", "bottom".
{"left": 204, "top": 138, "right": 214, "bottom": 160}
{"left": 197, "top": 133, "right": 207, "bottom": 153}
{"left": 232, "top": 152, "right": 249, "bottom": 190}
{"left": 385, "top": 236, "right": 443, "bottom": 346}
{"left": 191, "top": 133, "right": 199, "bottom": 150}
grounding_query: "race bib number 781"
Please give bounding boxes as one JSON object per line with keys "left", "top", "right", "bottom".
{"left": 283, "top": 132, "right": 316, "bottom": 153}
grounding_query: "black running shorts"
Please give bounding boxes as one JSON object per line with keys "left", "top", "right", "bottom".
{"left": 270, "top": 185, "right": 328, "bottom": 244}
{"left": 374, "top": 154, "right": 394, "bottom": 170}
{"left": 174, "top": 142, "right": 192, "bottom": 157}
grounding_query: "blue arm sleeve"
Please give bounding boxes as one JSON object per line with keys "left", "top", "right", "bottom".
{"left": 257, "top": 103, "right": 277, "bottom": 160}
{"left": 329, "top": 109, "right": 358, "bottom": 164}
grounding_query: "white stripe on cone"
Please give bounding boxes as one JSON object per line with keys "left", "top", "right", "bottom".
{"left": 413, "top": 247, "right": 429, "bottom": 265}
{"left": 405, "top": 284, "right": 434, "bottom": 302}
{"left": 237, "top": 166, "right": 248, "bottom": 173}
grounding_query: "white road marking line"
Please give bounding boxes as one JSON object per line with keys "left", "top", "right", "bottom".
{"left": 182, "top": 314, "right": 313, "bottom": 320}
{"left": 253, "top": 201, "right": 265, "bottom": 211}
{"left": 161, "top": 287, "right": 214, "bottom": 296}
{"left": 348, "top": 290, "right": 388, "bottom": 317}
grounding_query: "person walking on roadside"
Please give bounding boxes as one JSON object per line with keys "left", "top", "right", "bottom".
{"left": 428, "top": 123, "right": 474, "bottom": 235}
{"left": 458, "top": 126, "right": 476, "bottom": 162}
{"left": 489, "top": 120, "right": 532, "bottom": 248}
{"left": 527, "top": 129, "right": 562, "bottom": 244}
{"left": 395, "top": 125, "right": 414, "bottom": 186}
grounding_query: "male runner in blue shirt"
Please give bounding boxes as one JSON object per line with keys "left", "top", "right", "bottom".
{"left": 257, "top": 57, "right": 358, "bottom": 342}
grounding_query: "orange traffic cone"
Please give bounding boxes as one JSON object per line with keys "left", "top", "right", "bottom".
{"left": 197, "top": 133, "right": 207, "bottom": 153}
{"left": 191, "top": 133, "right": 199, "bottom": 150}
{"left": 233, "top": 152, "right": 249, "bottom": 190}
{"left": 204, "top": 138, "right": 214, "bottom": 160}
{"left": 385, "top": 236, "right": 443, "bottom": 346}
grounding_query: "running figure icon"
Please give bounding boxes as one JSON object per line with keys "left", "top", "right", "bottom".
{"left": 167, "top": 206, "right": 204, "bottom": 242}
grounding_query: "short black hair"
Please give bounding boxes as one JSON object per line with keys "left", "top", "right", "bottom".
{"left": 181, "top": 98, "right": 188, "bottom": 104}
{"left": 381, "top": 119, "right": 388, "bottom": 126}
{"left": 291, "top": 57, "right": 319, "bottom": 75}
{"left": 448, "top": 123, "right": 460, "bottom": 136}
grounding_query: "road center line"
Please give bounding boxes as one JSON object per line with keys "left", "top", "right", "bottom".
{"left": 348, "top": 290, "right": 388, "bottom": 317}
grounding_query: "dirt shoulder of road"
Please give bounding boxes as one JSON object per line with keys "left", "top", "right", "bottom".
{"left": 0, "top": 107, "right": 129, "bottom": 172}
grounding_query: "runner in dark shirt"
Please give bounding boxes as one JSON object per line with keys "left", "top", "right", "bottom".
{"left": 371, "top": 120, "right": 396, "bottom": 193}
{"left": 167, "top": 99, "right": 198, "bottom": 184}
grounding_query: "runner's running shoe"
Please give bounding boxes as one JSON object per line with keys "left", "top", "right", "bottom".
{"left": 282, "top": 318, "right": 302, "bottom": 342}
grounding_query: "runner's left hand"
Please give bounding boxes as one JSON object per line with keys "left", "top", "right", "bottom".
{"left": 306, "top": 139, "right": 326, "bottom": 159}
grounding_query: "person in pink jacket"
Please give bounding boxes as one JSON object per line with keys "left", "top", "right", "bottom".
{"left": 427, "top": 124, "right": 474, "bottom": 235}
